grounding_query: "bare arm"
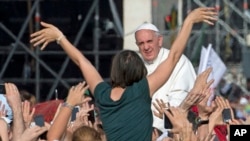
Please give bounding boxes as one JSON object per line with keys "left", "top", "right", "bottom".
{"left": 0, "top": 119, "right": 9, "bottom": 141}
{"left": 5, "top": 83, "right": 25, "bottom": 141}
{"left": 30, "top": 22, "right": 103, "bottom": 94}
{"left": 58, "top": 35, "right": 103, "bottom": 94}
{"left": 147, "top": 7, "right": 217, "bottom": 97}
{"left": 47, "top": 82, "right": 91, "bottom": 140}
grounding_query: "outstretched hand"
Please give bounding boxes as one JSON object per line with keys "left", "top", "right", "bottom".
{"left": 30, "top": 21, "right": 63, "bottom": 50}
{"left": 187, "top": 7, "right": 218, "bottom": 25}
{"left": 66, "top": 81, "right": 91, "bottom": 107}
{"left": 180, "top": 67, "right": 214, "bottom": 112}
{"left": 164, "top": 107, "right": 190, "bottom": 134}
{"left": 152, "top": 99, "right": 167, "bottom": 119}
{"left": 190, "top": 67, "right": 214, "bottom": 104}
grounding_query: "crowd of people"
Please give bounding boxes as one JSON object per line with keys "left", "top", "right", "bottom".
{"left": 1, "top": 6, "right": 250, "bottom": 141}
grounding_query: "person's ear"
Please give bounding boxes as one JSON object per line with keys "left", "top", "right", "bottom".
{"left": 158, "top": 35, "right": 163, "bottom": 47}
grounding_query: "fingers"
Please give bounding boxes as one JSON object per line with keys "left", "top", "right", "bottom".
{"left": 23, "top": 101, "right": 31, "bottom": 113}
{"left": 203, "top": 88, "right": 212, "bottom": 102}
{"left": 196, "top": 90, "right": 208, "bottom": 104}
{"left": 30, "top": 30, "right": 42, "bottom": 38}
{"left": 164, "top": 107, "right": 174, "bottom": 122}
{"left": 73, "top": 81, "right": 89, "bottom": 92}
{"left": 185, "top": 92, "right": 203, "bottom": 106}
{"left": 67, "top": 81, "right": 90, "bottom": 106}
{"left": 215, "top": 96, "right": 226, "bottom": 109}
{"left": 200, "top": 7, "right": 218, "bottom": 16}
{"left": 31, "top": 107, "right": 36, "bottom": 117}
{"left": 30, "top": 21, "right": 61, "bottom": 50}
{"left": 203, "top": 19, "right": 214, "bottom": 25}
{"left": 153, "top": 110, "right": 163, "bottom": 119}
{"left": 189, "top": 7, "right": 218, "bottom": 24}
{"left": 30, "top": 30, "right": 45, "bottom": 46}
{"left": 204, "top": 67, "right": 212, "bottom": 77}
{"left": 152, "top": 99, "right": 164, "bottom": 118}
{"left": 5, "top": 83, "right": 20, "bottom": 100}
{"left": 30, "top": 125, "right": 48, "bottom": 137}
{"left": 33, "top": 38, "right": 45, "bottom": 47}
{"left": 70, "top": 81, "right": 89, "bottom": 94}
{"left": 40, "top": 21, "right": 52, "bottom": 28}
{"left": 205, "top": 79, "right": 214, "bottom": 89}
{"left": 0, "top": 106, "right": 6, "bottom": 117}
{"left": 41, "top": 42, "right": 48, "bottom": 50}
{"left": 203, "top": 15, "right": 218, "bottom": 21}
{"left": 0, "top": 102, "right": 6, "bottom": 115}
{"left": 224, "top": 98, "right": 231, "bottom": 109}
{"left": 152, "top": 102, "right": 161, "bottom": 111}
{"left": 200, "top": 7, "right": 216, "bottom": 11}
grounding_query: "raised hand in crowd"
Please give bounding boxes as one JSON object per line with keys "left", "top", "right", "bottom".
{"left": 152, "top": 99, "right": 167, "bottom": 119}
{"left": 47, "top": 81, "right": 91, "bottom": 141}
{"left": 186, "top": 7, "right": 217, "bottom": 25}
{"left": 179, "top": 67, "right": 214, "bottom": 112}
{"left": 5, "top": 83, "right": 25, "bottom": 141}
{"left": 200, "top": 96, "right": 231, "bottom": 141}
{"left": 30, "top": 22, "right": 63, "bottom": 50}
{"left": 164, "top": 106, "right": 196, "bottom": 140}
{"left": 152, "top": 128, "right": 160, "bottom": 141}
{"left": 196, "top": 88, "right": 215, "bottom": 123}
{"left": 180, "top": 122, "right": 195, "bottom": 141}
{"left": 210, "top": 96, "right": 229, "bottom": 126}
{"left": 195, "top": 87, "right": 215, "bottom": 141}
{"left": 68, "top": 97, "right": 94, "bottom": 133}
{"left": 18, "top": 125, "right": 48, "bottom": 141}
{"left": 22, "top": 100, "right": 35, "bottom": 128}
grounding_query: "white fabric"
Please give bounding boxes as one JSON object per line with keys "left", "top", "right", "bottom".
{"left": 240, "top": 97, "right": 248, "bottom": 105}
{"left": 1, "top": 116, "right": 11, "bottom": 124}
{"left": 141, "top": 48, "right": 197, "bottom": 132}
{"left": 156, "top": 131, "right": 169, "bottom": 141}
{"left": 135, "top": 22, "right": 159, "bottom": 32}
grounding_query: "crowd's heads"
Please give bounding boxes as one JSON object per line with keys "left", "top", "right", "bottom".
{"left": 110, "top": 50, "right": 147, "bottom": 88}
{"left": 19, "top": 90, "right": 36, "bottom": 107}
{"left": 72, "top": 126, "right": 102, "bottom": 141}
{"left": 220, "top": 83, "right": 244, "bottom": 103}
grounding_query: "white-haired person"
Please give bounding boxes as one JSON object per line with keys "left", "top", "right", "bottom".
{"left": 135, "top": 21, "right": 197, "bottom": 134}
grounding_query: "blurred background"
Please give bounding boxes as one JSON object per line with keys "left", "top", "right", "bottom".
{"left": 1, "top": 0, "right": 250, "bottom": 102}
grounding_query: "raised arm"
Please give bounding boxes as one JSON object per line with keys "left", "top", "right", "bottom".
{"left": 30, "top": 22, "right": 103, "bottom": 94}
{"left": 47, "top": 82, "right": 91, "bottom": 140}
{"left": 147, "top": 7, "right": 217, "bottom": 97}
{"left": 5, "top": 83, "right": 26, "bottom": 141}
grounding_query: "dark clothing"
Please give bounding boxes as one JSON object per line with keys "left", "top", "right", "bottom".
{"left": 94, "top": 78, "right": 152, "bottom": 141}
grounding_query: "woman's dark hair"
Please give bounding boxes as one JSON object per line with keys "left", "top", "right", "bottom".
{"left": 110, "top": 50, "right": 147, "bottom": 88}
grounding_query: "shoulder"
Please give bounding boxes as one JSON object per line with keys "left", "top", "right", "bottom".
{"left": 94, "top": 82, "right": 110, "bottom": 97}
{"left": 129, "top": 78, "right": 150, "bottom": 100}
{"left": 130, "top": 78, "right": 149, "bottom": 94}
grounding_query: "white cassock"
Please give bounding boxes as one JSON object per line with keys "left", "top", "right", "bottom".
{"left": 142, "top": 48, "right": 197, "bottom": 132}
